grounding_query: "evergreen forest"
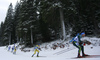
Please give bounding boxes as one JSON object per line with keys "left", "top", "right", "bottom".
{"left": 0, "top": 0, "right": 100, "bottom": 46}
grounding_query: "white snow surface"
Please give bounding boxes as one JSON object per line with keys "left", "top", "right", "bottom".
{"left": 0, "top": 37, "right": 100, "bottom": 60}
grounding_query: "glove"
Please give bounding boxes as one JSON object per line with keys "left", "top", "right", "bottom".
{"left": 83, "top": 43, "right": 86, "bottom": 46}
{"left": 39, "top": 48, "right": 42, "bottom": 51}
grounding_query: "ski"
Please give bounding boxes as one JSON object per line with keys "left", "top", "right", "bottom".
{"left": 53, "top": 47, "right": 76, "bottom": 55}
{"left": 71, "top": 55, "right": 100, "bottom": 59}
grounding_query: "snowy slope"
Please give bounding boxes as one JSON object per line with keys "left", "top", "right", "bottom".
{"left": 0, "top": 37, "right": 100, "bottom": 60}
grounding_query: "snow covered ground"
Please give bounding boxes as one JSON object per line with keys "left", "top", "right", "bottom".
{"left": 0, "top": 37, "right": 100, "bottom": 60}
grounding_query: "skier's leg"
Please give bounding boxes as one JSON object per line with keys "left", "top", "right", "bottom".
{"left": 32, "top": 50, "right": 36, "bottom": 57}
{"left": 78, "top": 46, "right": 81, "bottom": 54}
{"left": 73, "top": 42, "right": 82, "bottom": 58}
{"left": 73, "top": 42, "right": 81, "bottom": 53}
{"left": 37, "top": 52, "right": 39, "bottom": 57}
{"left": 13, "top": 49, "right": 16, "bottom": 54}
{"left": 34, "top": 50, "right": 37, "bottom": 54}
{"left": 81, "top": 45, "right": 88, "bottom": 57}
{"left": 81, "top": 46, "right": 84, "bottom": 55}
{"left": 13, "top": 51, "right": 15, "bottom": 54}
{"left": 37, "top": 50, "right": 39, "bottom": 57}
{"left": 77, "top": 46, "right": 82, "bottom": 58}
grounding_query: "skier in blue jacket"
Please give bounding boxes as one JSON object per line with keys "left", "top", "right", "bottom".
{"left": 11, "top": 45, "right": 15, "bottom": 52}
{"left": 8, "top": 46, "right": 11, "bottom": 51}
{"left": 72, "top": 32, "right": 88, "bottom": 58}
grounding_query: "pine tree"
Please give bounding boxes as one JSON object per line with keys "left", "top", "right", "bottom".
{"left": 3, "top": 3, "right": 14, "bottom": 45}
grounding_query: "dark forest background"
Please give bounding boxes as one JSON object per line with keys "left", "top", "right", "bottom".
{"left": 0, "top": 0, "right": 100, "bottom": 46}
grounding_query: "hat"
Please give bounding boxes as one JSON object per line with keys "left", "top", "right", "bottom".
{"left": 36, "top": 45, "right": 38, "bottom": 47}
{"left": 81, "top": 32, "right": 85, "bottom": 35}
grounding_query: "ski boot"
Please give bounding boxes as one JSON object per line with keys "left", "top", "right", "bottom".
{"left": 31, "top": 54, "right": 34, "bottom": 57}
{"left": 82, "top": 53, "right": 89, "bottom": 57}
{"left": 78, "top": 55, "right": 83, "bottom": 58}
{"left": 37, "top": 53, "right": 39, "bottom": 57}
{"left": 37, "top": 55, "right": 39, "bottom": 57}
{"left": 77, "top": 53, "right": 83, "bottom": 58}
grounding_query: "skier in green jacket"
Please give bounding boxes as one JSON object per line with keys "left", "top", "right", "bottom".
{"left": 72, "top": 32, "right": 88, "bottom": 58}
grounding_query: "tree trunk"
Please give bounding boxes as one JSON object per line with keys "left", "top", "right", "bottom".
{"left": 9, "top": 32, "right": 11, "bottom": 45}
{"left": 31, "top": 28, "right": 33, "bottom": 45}
{"left": 17, "top": 36, "right": 19, "bottom": 43}
{"left": 59, "top": 7, "right": 66, "bottom": 40}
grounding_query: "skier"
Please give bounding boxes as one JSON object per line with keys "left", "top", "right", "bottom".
{"left": 6, "top": 45, "right": 8, "bottom": 50}
{"left": 72, "top": 32, "right": 88, "bottom": 58}
{"left": 13, "top": 46, "right": 17, "bottom": 54}
{"left": 8, "top": 46, "right": 11, "bottom": 51}
{"left": 32, "top": 45, "right": 41, "bottom": 57}
{"left": 11, "top": 45, "right": 15, "bottom": 52}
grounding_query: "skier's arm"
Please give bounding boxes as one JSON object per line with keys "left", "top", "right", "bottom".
{"left": 38, "top": 48, "right": 42, "bottom": 51}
